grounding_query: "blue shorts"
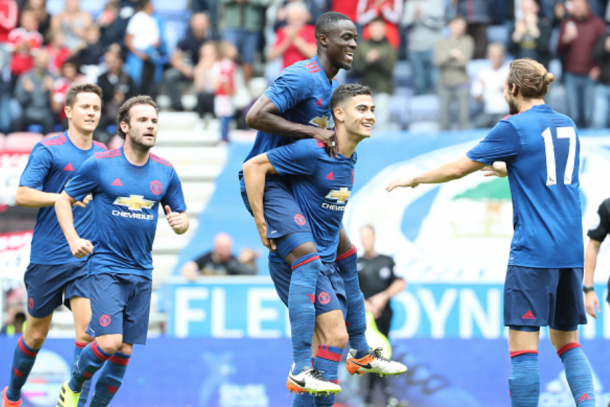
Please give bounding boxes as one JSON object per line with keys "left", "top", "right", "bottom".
{"left": 87, "top": 273, "right": 152, "bottom": 345}
{"left": 24, "top": 262, "right": 89, "bottom": 318}
{"left": 223, "top": 28, "right": 260, "bottom": 64}
{"left": 504, "top": 266, "right": 587, "bottom": 330}
{"left": 269, "top": 260, "right": 347, "bottom": 317}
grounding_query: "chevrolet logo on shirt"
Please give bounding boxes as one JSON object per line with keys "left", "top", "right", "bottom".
{"left": 310, "top": 115, "right": 329, "bottom": 128}
{"left": 113, "top": 195, "right": 156, "bottom": 211}
{"left": 325, "top": 188, "right": 351, "bottom": 204}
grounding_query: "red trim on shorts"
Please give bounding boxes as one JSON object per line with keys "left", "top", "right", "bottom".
{"left": 557, "top": 342, "right": 580, "bottom": 357}
{"left": 336, "top": 245, "right": 357, "bottom": 262}
{"left": 292, "top": 255, "right": 320, "bottom": 270}
{"left": 510, "top": 350, "right": 538, "bottom": 358}
{"left": 18, "top": 337, "right": 39, "bottom": 357}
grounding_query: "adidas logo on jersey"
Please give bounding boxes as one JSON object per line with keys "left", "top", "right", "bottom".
{"left": 63, "top": 163, "right": 75, "bottom": 171}
{"left": 325, "top": 172, "right": 334, "bottom": 180}
{"left": 111, "top": 178, "right": 123, "bottom": 186}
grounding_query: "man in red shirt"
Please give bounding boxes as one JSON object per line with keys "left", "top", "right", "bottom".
{"left": 0, "top": 0, "right": 18, "bottom": 44}
{"left": 7, "top": 10, "right": 43, "bottom": 80}
{"left": 267, "top": 2, "right": 317, "bottom": 70}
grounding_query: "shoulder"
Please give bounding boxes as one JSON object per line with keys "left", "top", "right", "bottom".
{"left": 92, "top": 140, "right": 108, "bottom": 151}
{"left": 41, "top": 132, "right": 68, "bottom": 149}
{"left": 150, "top": 153, "right": 174, "bottom": 169}
{"left": 94, "top": 148, "right": 122, "bottom": 160}
{"left": 283, "top": 58, "right": 320, "bottom": 79}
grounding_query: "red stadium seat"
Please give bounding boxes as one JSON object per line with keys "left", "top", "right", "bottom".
{"left": 0, "top": 133, "right": 5, "bottom": 152}
{"left": 5, "top": 132, "right": 44, "bottom": 153}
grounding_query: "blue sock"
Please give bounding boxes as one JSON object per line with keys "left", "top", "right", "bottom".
{"left": 558, "top": 343, "right": 595, "bottom": 406}
{"left": 89, "top": 352, "right": 130, "bottom": 407}
{"left": 289, "top": 253, "right": 322, "bottom": 374}
{"left": 508, "top": 351, "right": 540, "bottom": 407}
{"left": 73, "top": 342, "right": 93, "bottom": 407}
{"left": 336, "top": 247, "right": 369, "bottom": 359}
{"left": 7, "top": 336, "right": 40, "bottom": 402}
{"left": 69, "top": 342, "right": 113, "bottom": 393}
{"left": 313, "top": 345, "right": 343, "bottom": 407}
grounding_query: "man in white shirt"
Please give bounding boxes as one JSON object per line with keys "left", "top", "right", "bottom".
{"left": 472, "top": 43, "right": 510, "bottom": 128}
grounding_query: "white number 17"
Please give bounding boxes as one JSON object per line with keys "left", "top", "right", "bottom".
{"left": 540, "top": 127, "right": 576, "bottom": 186}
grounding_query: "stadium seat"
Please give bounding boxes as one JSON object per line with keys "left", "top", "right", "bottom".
{"left": 393, "top": 61, "right": 412, "bottom": 88}
{"left": 487, "top": 25, "right": 509, "bottom": 45}
{"left": 5, "top": 132, "right": 44, "bottom": 153}
{"left": 409, "top": 94, "right": 440, "bottom": 123}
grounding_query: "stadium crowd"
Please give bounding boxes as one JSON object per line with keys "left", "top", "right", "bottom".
{"left": 2, "top": 0, "right": 610, "bottom": 139}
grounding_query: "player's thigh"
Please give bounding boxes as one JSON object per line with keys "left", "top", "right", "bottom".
{"left": 70, "top": 296, "right": 93, "bottom": 342}
{"left": 24, "top": 263, "right": 69, "bottom": 319}
{"left": 123, "top": 275, "right": 152, "bottom": 346}
{"left": 549, "top": 328, "right": 579, "bottom": 351}
{"left": 508, "top": 328, "right": 540, "bottom": 352}
{"left": 552, "top": 268, "right": 587, "bottom": 331}
{"left": 262, "top": 177, "right": 313, "bottom": 241}
{"left": 87, "top": 273, "right": 129, "bottom": 341}
{"left": 283, "top": 240, "right": 318, "bottom": 265}
{"left": 336, "top": 227, "right": 353, "bottom": 257}
{"left": 314, "top": 269, "right": 348, "bottom": 348}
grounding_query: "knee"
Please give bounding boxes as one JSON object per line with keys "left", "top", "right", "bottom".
{"left": 26, "top": 327, "right": 49, "bottom": 348}
{"left": 97, "top": 338, "right": 122, "bottom": 355}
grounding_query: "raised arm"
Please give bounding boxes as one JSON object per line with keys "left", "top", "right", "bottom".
{"left": 55, "top": 191, "right": 94, "bottom": 259}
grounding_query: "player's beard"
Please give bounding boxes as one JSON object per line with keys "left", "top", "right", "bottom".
{"left": 128, "top": 128, "right": 156, "bottom": 152}
{"left": 507, "top": 97, "right": 519, "bottom": 115}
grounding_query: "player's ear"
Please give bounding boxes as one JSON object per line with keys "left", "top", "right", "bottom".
{"left": 318, "top": 33, "right": 328, "bottom": 49}
{"left": 333, "top": 106, "right": 345, "bottom": 123}
{"left": 64, "top": 105, "right": 71, "bottom": 120}
{"left": 119, "top": 121, "right": 129, "bottom": 134}
{"left": 510, "top": 83, "right": 518, "bottom": 97}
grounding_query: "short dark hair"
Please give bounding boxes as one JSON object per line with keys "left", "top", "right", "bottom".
{"left": 116, "top": 95, "right": 158, "bottom": 139}
{"left": 330, "top": 84, "right": 372, "bottom": 117}
{"left": 315, "top": 11, "right": 351, "bottom": 39}
{"left": 65, "top": 83, "right": 103, "bottom": 108}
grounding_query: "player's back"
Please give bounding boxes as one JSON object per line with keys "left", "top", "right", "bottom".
{"left": 504, "top": 104, "right": 583, "bottom": 267}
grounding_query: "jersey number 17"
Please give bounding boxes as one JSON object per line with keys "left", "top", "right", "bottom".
{"left": 541, "top": 127, "right": 576, "bottom": 186}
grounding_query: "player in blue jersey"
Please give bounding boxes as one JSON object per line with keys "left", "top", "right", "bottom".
{"left": 2, "top": 84, "right": 107, "bottom": 407}
{"left": 244, "top": 85, "right": 406, "bottom": 405}
{"left": 53, "top": 96, "right": 188, "bottom": 407}
{"left": 241, "top": 12, "right": 389, "bottom": 394}
{"left": 387, "top": 59, "right": 594, "bottom": 407}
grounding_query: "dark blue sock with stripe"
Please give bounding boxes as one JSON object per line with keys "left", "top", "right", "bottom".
{"left": 336, "top": 246, "right": 369, "bottom": 358}
{"left": 7, "top": 336, "right": 40, "bottom": 402}
{"left": 313, "top": 345, "right": 343, "bottom": 407}
{"left": 289, "top": 253, "right": 322, "bottom": 374}
{"left": 69, "top": 342, "right": 112, "bottom": 393}
{"left": 89, "top": 352, "right": 130, "bottom": 407}
{"left": 558, "top": 343, "right": 595, "bottom": 406}
{"left": 508, "top": 351, "right": 540, "bottom": 407}
{"left": 73, "top": 342, "right": 92, "bottom": 407}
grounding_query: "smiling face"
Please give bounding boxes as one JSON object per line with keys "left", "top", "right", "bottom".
{"left": 122, "top": 104, "right": 158, "bottom": 151}
{"left": 322, "top": 19, "right": 358, "bottom": 70}
{"left": 66, "top": 92, "right": 102, "bottom": 134}
{"left": 335, "top": 94, "right": 375, "bottom": 138}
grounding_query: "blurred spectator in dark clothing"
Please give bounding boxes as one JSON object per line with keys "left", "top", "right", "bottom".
{"left": 221, "top": 0, "right": 265, "bottom": 85}
{"left": 352, "top": 18, "right": 397, "bottom": 94}
{"left": 0, "top": 0, "right": 18, "bottom": 46}
{"left": 50, "top": 0, "right": 93, "bottom": 53}
{"left": 357, "top": 0, "right": 403, "bottom": 49}
{"left": 194, "top": 42, "right": 219, "bottom": 122}
{"left": 7, "top": 10, "right": 43, "bottom": 83}
{"left": 0, "top": 51, "right": 11, "bottom": 133}
{"left": 434, "top": 15, "right": 474, "bottom": 130}
{"left": 267, "top": 2, "right": 316, "bottom": 70}
{"left": 98, "top": 0, "right": 131, "bottom": 48}
{"left": 451, "top": 0, "right": 490, "bottom": 59}
{"left": 592, "top": 33, "right": 610, "bottom": 128}
{"left": 164, "top": 12, "right": 210, "bottom": 111}
{"left": 24, "top": 0, "right": 51, "bottom": 41}
{"left": 402, "top": 0, "right": 444, "bottom": 95}
{"left": 0, "top": 312, "right": 25, "bottom": 336}
{"left": 13, "top": 50, "right": 55, "bottom": 133}
{"left": 191, "top": 0, "right": 218, "bottom": 38}
{"left": 97, "top": 50, "right": 135, "bottom": 133}
{"left": 74, "top": 25, "right": 105, "bottom": 66}
{"left": 471, "top": 43, "right": 509, "bottom": 128}
{"left": 45, "top": 31, "right": 71, "bottom": 75}
{"left": 507, "top": 0, "right": 552, "bottom": 69}
{"left": 357, "top": 225, "right": 405, "bottom": 407}
{"left": 558, "top": 0, "right": 606, "bottom": 128}
{"left": 181, "top": 233, "right": 258, "bottom": 279}
{"left": 51, "top": 59, "right": 86, "bottom": 127}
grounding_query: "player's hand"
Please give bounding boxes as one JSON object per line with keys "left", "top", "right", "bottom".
{"left": 386, "top": 176, "right": 419, "bottom": 192}
{"left": 312, "top": 128, "right": 339, "bottom": 158}
{"left": 585, "top": 291, "right": 601, "bottom": 319}
{"left": 73, "top": 194, "right": 93, "bottom": 208}
{"left": 481, "top": 161, "right": 508, "bottom": 178}
{"left": 68, "top": 238, "right": 93, "bottom": 259}
{"left": 165, "top": 206, "right": 185, "bottom": 234}
{"left": 255, "top": 218, "right": 277, "bottom": 252}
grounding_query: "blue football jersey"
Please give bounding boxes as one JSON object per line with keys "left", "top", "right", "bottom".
{"left": 467, "top": 104, "right": 583, "bottom": 268}
{"left": 64, "top": 148, "right": 187, "bottom": 279}
{"left": 18, "top": 132, "right": 108, "bottom": 265}
{"left": 239, "top": 55, "right": 338, "bottom": 188}
{"left": 267, "top": 139, "right": 356, "bottom": 262}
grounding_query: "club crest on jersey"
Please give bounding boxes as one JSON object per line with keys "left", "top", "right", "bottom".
{"left": 112, "top": 195, "right": 156, "bottom": 220}
{"left": 310, "top": 115, "right": 329, "bottom": 128}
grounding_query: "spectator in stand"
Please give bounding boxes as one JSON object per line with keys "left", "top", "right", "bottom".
{"left": 180, "top": 233, "right": 258, "bottom": 279}
{"left": 352, "top": 18, "right": 397, "bottom": 129}
{"left": 24, "top": 0, "right": 51, "bottom": 41}
{"left": 13, "top": 50, "right": 55, "bottom": 133}
{"left": 557, "top": 0, "right": 606, "bottom": 128}
{"left": 331, "top": 0, "right": 358, "bottom": 24}
{"left": 50, "top": 0, "right": 93, "bottom": 53}
{"left": 357, "top": 0, "right": 403, "bottom": 49}
{"left": 471, "top": 43, "right": 510, "bottom": 128}
{"left": 507, "top": 0, "right": 553, "bottom": 69}
{"left": 191, "top": 0, "right": 218, "bottom": 38}
{"left": 74, "top": 25, "right": 105, "bottom": 67}
{"left": 434, "top": 15, "right": 474, "bottom": 131}
{"left": 7, "top": 10, "right": 43, "bottom": 87}
{"left": 45, "top": 31, "right": 71, "bottom": 76}
{"left": 0, "top": 0, "right": 19, "bottom": 55}
{"left": 51, "top": 58, "right": 86, "bottom": 128}
{"left": 97, "top": 50, "right": 135, "bottom": 135}
{"left": 592, "top": 33, "right": 610, "bottom": 128}
{"left": 213, "top": 41, "right": 237, "bottom": 144}
{"left": 451, "top": 0, "right": 490, "bottom": 59}
{"left": 164, "top": 12, "right": 210, "bottom": 112}
{"left": 194, "top": 41, "right": 219, "bottom": 124}
{"left": 0, "top": 51, "right": 11, "bottom": 133}
{"left": 267, "top": 2, "right": 316, "bottom": 70}
{"left": 125, "top": 0, "right": 164, "bottom": 98}
{"left": 220, "top": 0, "right": 266, "bottom": 85}
{"left": 402, "top": 0, "right": 445, "bottom": 95}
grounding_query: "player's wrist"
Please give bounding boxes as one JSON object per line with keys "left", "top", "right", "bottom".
{"left": 583, "top": 285, "right": 595, "bottom": 294}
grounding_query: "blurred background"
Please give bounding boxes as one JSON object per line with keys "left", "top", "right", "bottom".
{"left": 3, "top": 0, "right": 610, "bottom": 406}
